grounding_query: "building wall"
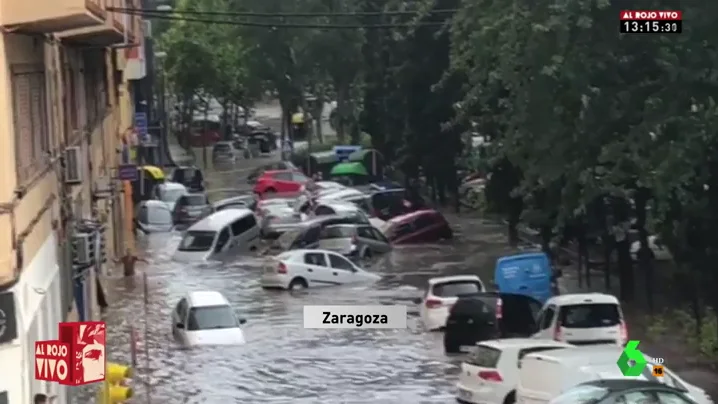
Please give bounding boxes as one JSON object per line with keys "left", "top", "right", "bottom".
{"left": 0, "top": 14, "right": 139, "bottom": 403}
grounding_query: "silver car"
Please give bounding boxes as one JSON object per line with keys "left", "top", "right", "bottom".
{"left": 317, "top": 224, "right": 392, "bottom": 260}
{"left": 212, "top": 141, "right": 237, "bottom": 162}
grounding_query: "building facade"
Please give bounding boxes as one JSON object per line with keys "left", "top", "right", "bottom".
{"left": 0, "top": 1, "right": 142, "bottom": 402}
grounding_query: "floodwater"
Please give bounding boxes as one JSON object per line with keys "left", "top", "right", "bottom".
{"left": 76, "top": 120, "right": 718, "bottom": 403}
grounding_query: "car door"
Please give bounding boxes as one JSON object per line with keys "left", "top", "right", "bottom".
{"left": 498, "top": 293, "right": 542, "bottom": 337}
{"left": 302, "top": 251, "right": 332, "bottom": 285}
{"left": 212, "top": 227, "right": 232, "bottom": 257}
{"left": 412, "top": 214, "right": 436, "bottom": 242}
{"left": 231, "top": 215, "right": 260, "bottom": 251}
{"left": 327, "top": 252, "right": 359, "bottom": 283}
{"left": 533, "top": 304, "right": 557, "bottom": 338}
{"left": 172, "top": 298, "right": 189, "bottom": 342}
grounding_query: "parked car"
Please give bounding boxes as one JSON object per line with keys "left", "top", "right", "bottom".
{"left": 416, "top": 275, "right": 486, "bottom": 331}
{"left": 168, "top": 165, "right": 206, "bottom": 192}
{"left": 550, "top": 379, "right": 702, "bottom": 404}
{"left": 173, "top": 209, "right": 261, "bottom": 262}
{"left": 534, "top": 293, "right": 626, "bottom": 346}
{"left": 260, "top": 249, "right": 380, "bottom": 290}
{"left": 518, "top": 345, "right": 711, "bottom": 404}
{"left": 316, "top": 224, "right": 392, "bottom": 260}
{"left": 253, "top": 170, "right": 309, "bottom": 195}
{"left": 135, "top": 200, "right": 174, "bottom": 233}
{"left": 154, "top": 182, "right": 188, "bottom": 211}
{"left": 211, "top": 194, "right": 257, "bottom": 212}
{"left": 311, "top": 201, "right": 385, "bottom": 229}
{"left": 171, "top": 291, "right": 246, "bottom": 346}
{"left": 455, "top": 339, "right": 572, "bottom": 404}
{"left": 384, "top": 209, "right": 453, "bottom": 244}
{"left": 247, "top": 161, "right": 300, "bottom": 184}
{"left": 172, "top": 193, "right": 212, "bottom": 227}
{"left": 443, "top": 292, "right": 542, "bottom": 353}
{"left": 212, "top": 141, "right": 238, "bottom": 162}
{"left": 274, "top": 214, "right": 375, "bottom": 251}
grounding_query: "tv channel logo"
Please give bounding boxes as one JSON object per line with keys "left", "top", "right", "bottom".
{"left": 617, "top": 340, "right": 664, "bottom": 377}
{"left": 35, "top": 321, "right": 106, "bottom": 385}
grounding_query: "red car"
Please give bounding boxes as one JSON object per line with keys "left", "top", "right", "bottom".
{"left": 384, "top": 209, "right": 453, "bottom": 244}
{"left": 253, "top": 170, "right": 309, "bottom": 195}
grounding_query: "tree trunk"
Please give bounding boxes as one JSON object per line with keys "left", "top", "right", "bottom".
{"left": 634, "top": 189, "right": 654, "bottom": 312}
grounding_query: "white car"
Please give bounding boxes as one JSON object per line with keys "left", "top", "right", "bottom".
{"left": 417, "top": 275, "right": 486, "bottom": 331}
{"left": 261, "top": 249, "right": 381, "bottom": 290}
{"left": 456, "top": 339, "right": 573, "bottom": 404}
{"left": 171, "top": 291, "right": 246, "bottom": 346}
{"left": 154, "top": 182, "right": 188, "bottom": 212}
{"left": 630, "top": 235, "right": 673, "bottom": 261}
{"left": 533, "top": 293, "right": 627, "bottom": 346}
{"left": 518, "top": 345, "right": 714, "bottom": 404}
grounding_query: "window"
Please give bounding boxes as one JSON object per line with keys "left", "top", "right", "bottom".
{"left": 215, "top": 229, "right": 230, "bottom": 251}
{"left": 356, "top": 226, "right": 375, "bottom": 239}
{"left": 273, "top": 172, "right": 293, "bottom": 181}
{"left": 558, "top": 303, "right": 621, "bottom": 328}
{"left": 549, "top": 385, "right": 609, "bottom": 404}
{"left": 178, "top": 231, "right": 216, "bottom": 251}
{"left": 304, "top": 252, "right": 327, "bottom": 266}
{"left": 214, "top": 143, "right": 231, "bottom": 152}
{"left": 138, "top": 206, "right": 149, "bottom": 223}
{"left": 328, "top": 254, "right": 355, "bottom": 271}
{"left": 314, "top": 206, "right": 336, "bottom": 216}
{"left": 292, "top": 172, "right": 309, "bottom": 182}
{"left": 83, "top": 51, "right": 106, "bottom": 127}
{"left": 539, "top": 306, "right": 556, "bottom": 330}
{"left": 466, "top": 345, "right": 501, "bottom": 367}
{"left": 184, "top": 195, "right": 209, "bottom": 206}
{"left": 518, "top": 346, "right": 567, "bottom": 368}
{"left": 348, "top": 197, "right": 372, "bottom": 214}
{"left": 186, "top": 306, "right": 237, "bottom": 331}
{"left": 160, "top": 188, "right": 186, "bottom": 203}
{"left": 231, "top": 215, "right": 257, "bottom": 235}
{"left": 12, "top": 63, "right": 50, "bottom": 185}
{"left": 321, "top": 226, "right": 355, "bottom": 239}
{"left": 614, "top": 391, "right": 659, "bottom": 404}
{"left": 147, "top": 206, "right": 172, "bottom": 225}
{"left": 654, "top": 391, "right": 694, "bottom": 404}
{"left": 432, "top": 281, "right": 484, "bottom": 297}
{"left": 371, "top": 228, "right": 390, "bottom": 243}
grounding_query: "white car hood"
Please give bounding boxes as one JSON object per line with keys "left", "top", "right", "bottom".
{"left": 173, "top": 250, "right": 210, "bottom": 262}
{"left": 185, "top": 328, "right": 246, "bottom": 346}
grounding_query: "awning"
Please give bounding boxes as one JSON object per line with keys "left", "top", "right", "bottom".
{"left": 331, "top": 162, "right": 369, "bottom": 176}
{"left": 141, "top": 165, "right": 165, "bottom": 180}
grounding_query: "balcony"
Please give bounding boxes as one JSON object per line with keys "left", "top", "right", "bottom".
{"left": 0, "top": 0, "right": 106, "bottom": 33}
{"left": 57, "top": 0, "right": 129, "bottom": 46}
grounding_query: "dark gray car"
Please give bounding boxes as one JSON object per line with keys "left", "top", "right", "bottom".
{"left": 173, "top": 193, "right": 211, "bottom": 226}
{"left": 317, "top": 224, "right": 392, "bottom": 260}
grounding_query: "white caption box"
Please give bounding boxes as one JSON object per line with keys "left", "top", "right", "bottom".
{"left": 303, "top": 305, "right": 408, "bottom": 329}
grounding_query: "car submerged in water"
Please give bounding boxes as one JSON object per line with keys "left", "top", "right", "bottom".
{"left": 383, "top": 209, "right": 453, "bottom": 244}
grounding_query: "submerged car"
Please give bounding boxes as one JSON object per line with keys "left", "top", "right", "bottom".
{"left": 171, "top": 291, "right": 247, "bottom": 346}
{"left": 253, "top": 170, "right": 309, "bottom": 195}
{"left": 274, "top": 214, "right": 374, "bottom": 251}
{"left": 212, "top": 141, "right": 238, "bottom": 162}
{"left": 246, "top": 161, "right": 300, "bottom": 184}
{"left": 154, "top": 181, "right": 188, "bottom": 212}
{"left": 384, "top": 209, "right": 453, "bottom": 244}
{"left": 316, "top": 224, "right": 392, "bottom": 260}
{"left": 172, "top": 193, "right": 212, "bottom": 227}
{"left": 135, "top": 200, "right": 174, "bottom": 233}
{"left": 173, "top": 209, "right": 261, "bottom": 262}
{"left": 168, "top": 165, "right": 206, "bottom": 192}
{"left": 261, "top": 249, "right": 380, "bottom": 290}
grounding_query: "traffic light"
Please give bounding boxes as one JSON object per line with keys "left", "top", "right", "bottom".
{"left": 98, "top": 362, "right": 133, "bottom": 403}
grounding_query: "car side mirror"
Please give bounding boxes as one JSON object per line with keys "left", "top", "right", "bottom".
{"left": 412, "top": 297, "right": 422, "bottom": 304}
{"left": 176, "top": 323, "right": 185, "bottom": 329}
{"left": 238, "top": 318, "right": 247, "bottom": 325}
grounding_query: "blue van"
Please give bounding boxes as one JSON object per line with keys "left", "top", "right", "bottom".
{"left": 494, "top": 252, "right": 553, "bottom": 304}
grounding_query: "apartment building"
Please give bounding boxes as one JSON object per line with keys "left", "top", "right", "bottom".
{"left": 0, "top": 1, "right": 143, "bottom": 402}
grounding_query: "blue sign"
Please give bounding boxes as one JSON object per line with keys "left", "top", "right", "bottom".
{"left": 118, "top": 164, "right": 138, "bottom": 181}
{"left": 134, "top": 112, "right": 149, "bottom": 142}
{"left": 333, "top": 145, "right": 362, "bottom": 162}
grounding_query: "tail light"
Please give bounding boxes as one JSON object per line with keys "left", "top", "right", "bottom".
{"left": 619, "top": 320, "right": 628, "bottom": 343}
{"left": 425, "top": 298, "right": 442, "bottom": 309}
{"left": 496, "top": 298, "right": 503, "bottom": 320}
{"left": 553, "top": 319, "right": 562, "bottom": 341}
{"left": 477, "top": 370, "right": 503, "bottom": 382}
{"left": 277, "top": 262, "right": 287, "bottom": 274}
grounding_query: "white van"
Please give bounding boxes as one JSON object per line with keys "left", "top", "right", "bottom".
{"left": 173, "top": 209, "right": 261, "bottom": 261}
{"left": 516, "top": 345, "right": 712, "bottom": 404}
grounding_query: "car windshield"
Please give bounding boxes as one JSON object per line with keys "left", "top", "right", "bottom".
{"left": 178, "top": 231, "right": 216, "bottom": 251}
{"left": 214, "top": 144, "right": 231, "bottom": 151}
{"left": 559, "top": 303, "right": 621, "bottom": 328}
{"left": 184, "top": 195, "right": 208, "bottom": 206}
{"left": 320, "top": 226, "right": 355, "bottom": 239}
{"left": 161, "top": 188, "right": 185, "bottom": 203}
{"left": 187, "top": 305, "right": 237, "bottom": 331}
{"left": 146, "top": 205, "right": 172, "bottom": 224}
{"left": 548, "top": 385, "right": 609, "bottom": 404}
{"left": 432, "top": 281, "right": 484, "bottom": 297}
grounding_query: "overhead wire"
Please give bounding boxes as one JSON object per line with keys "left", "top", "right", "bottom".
{"left": 119, "top": 11, "right": 451, "bottom": 29}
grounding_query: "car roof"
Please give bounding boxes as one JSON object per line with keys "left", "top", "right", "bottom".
{"left": 284, "top": 249, "right": 344, "bottom": 257}
{"left": 429, "top": 275, "right": 481, "bottom": 285}
{"left": 480, "top": 338, "right": 573, "bottom": 350}
{"left": 321, "top": 189, "right": 366, "bottom": 199}
{"left": 160, "top": 182, "right": 187, "bottom": 190}
{"left": 186, "top": 291, "right": 230, "bottom": 307}
{"left": 319, "top": 201, "right": 361, "bottom": 211}
{"left": 581, "top": 378, "right": 685, "bottom": 392}
{"left": 189, "top": 209, "right": 254, "bottom": 231}
{"left": 547, "top": 293, "right": 620, "bottom": 306}
{"left": 388, "top": 209, "right": 438, "bottom": 224}
{"left": 525, "top": 345, "right": 624, "bottom": 363}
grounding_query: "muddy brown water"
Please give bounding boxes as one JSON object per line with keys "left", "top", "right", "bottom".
{"left": 74, "top": 138, "right": 717, "bottom": 402}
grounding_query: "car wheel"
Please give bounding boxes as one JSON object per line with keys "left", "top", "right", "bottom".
{"left": 288, "top": 277, "right": 308, "bottom": 290}
{"left": 503, "top": 391, "right": 516, "bottom": 404}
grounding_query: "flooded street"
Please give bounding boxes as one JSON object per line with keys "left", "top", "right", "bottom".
{"left": 77, "top": 107, "right": 717, "bottom": 402}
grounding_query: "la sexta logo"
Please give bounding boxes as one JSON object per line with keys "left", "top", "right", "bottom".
{"left": 35, "top": 321, "right": 106, "bottom": 386}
